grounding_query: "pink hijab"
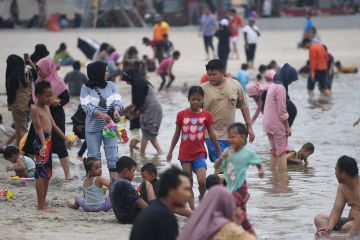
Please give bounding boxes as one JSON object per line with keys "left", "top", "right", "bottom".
{"left": 32, "top": 56, "right": 67, "bottom": 103}
{"left": 177, "top": 186, "right": 235, "bottom": 240}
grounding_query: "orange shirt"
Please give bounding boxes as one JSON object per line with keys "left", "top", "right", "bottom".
{"left": 309, "top": 44, "right": 328, "bottom": 75}
{"left": 153, "top": 21, "right": 170, "bottom": 41}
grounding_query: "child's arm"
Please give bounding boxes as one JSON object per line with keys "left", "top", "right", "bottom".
{"left": 6, "top": 158, "right": 26, "bottom": 172}
{"left": 304, "top": 158, "right": 309, "bottom": 166}
{"left": 136, "top": 198, "right": 148, "bottom": 209}
{"left": 173, "top": 207, "right": 192, "bottom": 217}
{"left": 95, "top": 176, "right": 111, "bottom": 188}
{"left": 214, "top": 151, "right": 229, "bottom": 170}
{"left": 166, "top": 125, "right": 181, "bottom": 162}
{"left": 256, "top": 163, "right": 264, "bottom": 178}
{"left": 207, "top": 125, "right": 222, "bottom": 156}
{"left": 287, "top": 152, "right": 302, "bottom": 164}
{"left": 31, "top": 106, "right": 46, "bottom": 155}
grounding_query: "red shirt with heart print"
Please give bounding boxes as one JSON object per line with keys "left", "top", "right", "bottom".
{"left": 176, "top": 108, "right": 214, "bottom": 161}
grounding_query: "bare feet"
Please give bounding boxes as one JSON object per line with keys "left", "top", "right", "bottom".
{"left": 37, "top": 206, "right": 57, "bottom": 212}
{"left": 65, "top": 176, "right": 74, "bottom": 181}
{"left": 67, "top": 199, "right": 79, "bottom": 209}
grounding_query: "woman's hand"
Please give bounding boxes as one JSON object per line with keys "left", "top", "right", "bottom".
{"left": 65, "top": 137, "right": 74, "bottom": 149}
{"left": 113, "top": 110, "right": 120, "bottom": 120}
{"left": 286, "top": 127, "right": 292, "bottom": 136}
{"left": 248, "top": 126, "right": 255, "bottom": 143}
{"left": 96, "top": 112, "right": 112, "bottom": 122}
{"left": 50, "top": 97, "right": 61, "bottom": 107}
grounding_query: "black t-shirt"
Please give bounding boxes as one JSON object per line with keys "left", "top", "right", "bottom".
{"left": 110, "top": 178, "right": 141, "bottom": 224}
{"left": 130, "top": 200, "right": 178, "bottom": 240}
{"left": 215, "top": 28, "right": 231, "bottom": 48}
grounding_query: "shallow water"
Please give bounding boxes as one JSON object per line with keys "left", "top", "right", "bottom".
{"left": 0, "top": 28, "right": 359, "bottom": 239}
{"left": 59, "top": 72, "right": 360, "bottom": 240}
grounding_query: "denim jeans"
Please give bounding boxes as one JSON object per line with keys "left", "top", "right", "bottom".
{"left": 85, "top": 131, "right": 118, "bottom": 171}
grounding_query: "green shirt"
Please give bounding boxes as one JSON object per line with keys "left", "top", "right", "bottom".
{"left": 221, "top": 147, "right": 261, "bottom": 192}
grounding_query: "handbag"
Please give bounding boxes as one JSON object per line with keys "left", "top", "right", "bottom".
{"left": 94, "top": 87, "right": 119, "bottom": 123}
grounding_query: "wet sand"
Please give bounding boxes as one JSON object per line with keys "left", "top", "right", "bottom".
{"left": 0, "top": 28, "right": 360, "bottom": 240}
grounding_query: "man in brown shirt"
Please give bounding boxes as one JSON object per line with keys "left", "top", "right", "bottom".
{"left": 202, "top": 59, "right": 255, "bottom": 162}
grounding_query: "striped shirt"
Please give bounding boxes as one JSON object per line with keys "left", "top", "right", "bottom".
{"left": 80, "top": 82, "right": 123, "bottom": 132}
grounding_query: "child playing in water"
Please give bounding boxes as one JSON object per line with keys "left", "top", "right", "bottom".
{"left": 287, "top": 142, "right": 314, "bottom": 165}
{"left": 167, "top": 86, "right": 221, "bottom": 210}
{"left": 67, "top": 157, "right": 112, "bottom": 212}
{"left": 3, "top": 146, "right": 35, "bottom": 177}
{"left": 215, "top": 122, "right": 264, "bottom": 235}
{"left": 156, "top": 51, "right": 181, "bottom": 92}
{"left": 235, "top": 63, "right": 250, "bottom": 91}
{"left": 137, "top": 163, "right": 159, "bottom": 203}
{"left": 334, "top": 61, "right": 358, "bottom": 74}
{"left": 31, "top": 81, "right": 72, "bottom": 211}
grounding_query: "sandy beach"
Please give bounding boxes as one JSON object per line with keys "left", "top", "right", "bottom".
{"left": 0, "top": 27, "right": 359, "bottom": 240}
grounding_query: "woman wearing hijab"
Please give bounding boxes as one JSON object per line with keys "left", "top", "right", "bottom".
{"left": 122, "top": 70, "right": 163, "bottom": 157}
{"left": 215, "top": 19, "right": 232, "bottom": 70}
{"left": 177, "top": 186, "right": 256, "bottom": 240}
{"left": 80, "top": 61, "right": 123, "bottom": 179}
{"left": 263, "top": 63, "right": 298, "bottom": 171}
{"left": 29, "top": 43, "right": 50, "bottom": 81}
{"left": 5, "top": 54, "right": 32, "bottom": 145}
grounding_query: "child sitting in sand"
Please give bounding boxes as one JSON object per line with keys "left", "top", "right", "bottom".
{"left": 110, "top": 156, "right": 148, "bottom": 224}
{"left": 334, "top": 61, "right": 358, "bottom": 74}
{"left": 287, "top": 142, "right": 314, "bottom": 165}
{"left": 3, "top": 146, "right": 35, "bottom": 178}
{"left": 137, "top": 163, "right": 159, "bottom": 203}
{"left": 215, "top": 122, "right": 264, "bottom": 235}
{"left": 156, "top": 51, "right": 181, "bottom": 92}
{"left": 67, "top": 157, "right": 112, "bottom": 212}
{"left": 31, "top": 81, "right": 72, "bottom": 211}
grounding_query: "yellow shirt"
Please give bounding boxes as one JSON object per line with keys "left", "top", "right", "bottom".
{"left": 153, "top": 21, "right": 170, "bottom": 41}
{"left": 202, "top": 78, "right": 248, "bottom": 140}
{"left": 213, "top": 222, "right": 257, "bottom": 240}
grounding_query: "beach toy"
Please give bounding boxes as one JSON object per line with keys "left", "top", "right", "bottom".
{"left": 119, "top": 115, "right": 126, "bottom": 123}
{"left": 117, "top": 125, "right": 129, "bottom": 144}
{"left": 0, "top": 189, "right": 14, "bottom": 200}
{"left": 10, "top": 176, "right": 35, "bottom": 181}
{"left": 103, "top": 121, "right": 118, "bottom": 138}
{"left": 68, "top": 132, "right": 80, "bottom": 145}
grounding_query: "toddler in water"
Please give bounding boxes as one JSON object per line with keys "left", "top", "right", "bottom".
{"left": 334, "top": 61, "right": 358, "bottom": 74}
{"left": 67, "top": 157, "right": 112, "bottom": 212}
{"left": 215, "top": 123, "right": 264, "bottom": 235}
{"left": 287, "top": 142, "right": 314, "bottom": 165}
{"left": 3, "top": 146, "right": 35, "bottom": 178}
{"left": 167, "top": 86, "right": 221, "bottom": 210}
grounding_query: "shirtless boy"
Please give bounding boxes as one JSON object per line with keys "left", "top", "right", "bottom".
{"left": 314, "top": 155, "right": 360, "bottom": 237}
{"left": 31, "top": 81, "right": 72, "bottom": 211}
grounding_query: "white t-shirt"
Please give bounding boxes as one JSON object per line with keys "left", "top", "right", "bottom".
{"left": 243, "top": 25, "right": 260, "bottom": 44}
{"left": 22, "top": 156, "right": 35, "bottom": 171}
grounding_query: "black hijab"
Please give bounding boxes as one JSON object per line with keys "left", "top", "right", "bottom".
{"left": 30, "top": 44, "right": 50, "bottom": 63}
{"left": 85, "top": 61, "right": 107, "bottom": 89}
{"left": 273, "top": 63, "right": 298, "bottom": 127}
{"left": 6, "top": 54, "right": 26, "bottom": 105}
{"left": 273, "top": 63, "right": 298, "bottom": 93}
{"left": 122, "top": 70, "right": 152, "bottom": 109}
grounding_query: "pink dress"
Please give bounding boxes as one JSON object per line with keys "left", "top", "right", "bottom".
{"left": 263, "top": 83, "right": 289, "bottom": 157}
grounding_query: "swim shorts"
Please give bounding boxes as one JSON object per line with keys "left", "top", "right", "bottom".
{"left": 34, "top": 133, "right": 52, "bottom": 179}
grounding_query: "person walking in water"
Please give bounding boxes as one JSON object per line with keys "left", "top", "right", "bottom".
{"left": 199, "top": 7, "right": 217, "bottom": 60}
{"left": 263, "top": 63, "right": 299, "bottom": 171}
{"left": 243, "top": 18, "right": 260, "bottom": 69}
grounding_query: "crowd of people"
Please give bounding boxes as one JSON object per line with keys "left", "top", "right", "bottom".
{"left": 1, "top": 8, "right": 360, "bottom": 240}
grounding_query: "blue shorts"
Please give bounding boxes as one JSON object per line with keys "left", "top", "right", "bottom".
{"left": 205, "top": 139, "right": 230, "bottom": 162}
{"left": 180, "top": 157, "right": 207, "bottom": 173}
